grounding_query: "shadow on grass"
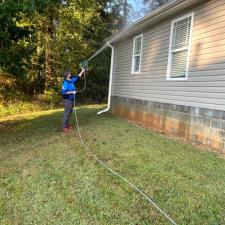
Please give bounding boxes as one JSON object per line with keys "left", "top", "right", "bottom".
{"left": 0, "top": 106, "right": 111, "bottom": 160}
{"left": 0, "top": 105, "right": 107, "bottom": 133}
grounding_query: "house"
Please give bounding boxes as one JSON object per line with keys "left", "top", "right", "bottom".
{"left": 98, "top": 0, "right": 225, "bottom": 154}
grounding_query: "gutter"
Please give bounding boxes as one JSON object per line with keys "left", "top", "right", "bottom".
{"left": 91, "top": 0, "right": 204, "bottom": 115}
{"left": 106, "top": 0, "right": 183, "bottom": 44}
{"left": 97, "top": 41, "right": 114, "bottom": 115}
{"left": 107, "top": 0, "right": 204, "bottom": 44}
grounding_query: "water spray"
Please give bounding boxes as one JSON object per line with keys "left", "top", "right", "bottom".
{"left": 87, "top": 43, "right": 108, "bottom": 62}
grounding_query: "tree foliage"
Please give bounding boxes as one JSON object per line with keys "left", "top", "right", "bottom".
{"left": 0, "top": 0, "right": 125, "bottom": 103}
{"left": 143, "top": 0, "right": 169, "bottom": 11}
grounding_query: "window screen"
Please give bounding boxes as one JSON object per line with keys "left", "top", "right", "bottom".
{"left": 167, "top": 14, "right": 194, "bottom": 79}
{"left": 132, "top": 35, "right": 143, "bottom": 74}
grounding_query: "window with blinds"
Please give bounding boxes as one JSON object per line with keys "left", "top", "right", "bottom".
{"left": 132, "top": 34, "right": 143, "bottom": 74}
{"left": 167, "top": 13, "right": 194, "bottom": 80}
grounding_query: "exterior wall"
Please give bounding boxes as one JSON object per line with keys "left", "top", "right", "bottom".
{"left": 112, "top": 0, "right": 225, "bottom": 111}
{"left": 111, "top": 0, "right": 225, "bottom": 153}
{"left": 112, "top": 96, "right": 225, "bottom": 154}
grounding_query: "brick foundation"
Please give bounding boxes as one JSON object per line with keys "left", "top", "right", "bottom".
{"left": 111, "top": 96, "right": 225, "bottom": 154}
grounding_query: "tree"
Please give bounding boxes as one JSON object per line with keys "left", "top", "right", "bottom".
{"left": 0, "top": 0, "right": 61, "bottom": 96}
{"left": 143, "top": 0, "right": 169, "bottom": 11}
{"left": 52, "top": 0, "right": 114, "bottom": 102}
{"left": 0, "top": 0, "right": 124, "bottom": 103}
{"left": 0, "top": 1, "right": 29, "bottom": 76}
{"left": 24, "top": 0, "right": 61, "bottom": 93}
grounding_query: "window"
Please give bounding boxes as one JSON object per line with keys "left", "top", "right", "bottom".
{"left": 167, "top": 13, "right": 194, "bottom": 80}
{"left": 132, "top": 34, "right": 143, "bottom": 74}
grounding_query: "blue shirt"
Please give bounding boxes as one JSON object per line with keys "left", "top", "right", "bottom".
{"left": 61, "top": 76, "right": 80, "bottom": 100}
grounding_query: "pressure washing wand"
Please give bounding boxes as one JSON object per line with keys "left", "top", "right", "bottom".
{"left": 87, "top": 43, "right": 108, "bottom": 62}
{"left": 79, "top": 43, "right": 107, "bottom": 72}
{"left": 76, "top": 61, "right": 89, "bottom": 93}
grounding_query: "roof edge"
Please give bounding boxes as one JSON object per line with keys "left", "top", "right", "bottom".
{"left": 108, "top": 0, "right": 204, "bottom": 44}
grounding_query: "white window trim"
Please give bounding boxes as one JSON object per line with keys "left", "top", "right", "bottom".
{"left": 131, "top": 34, "right": 143, "bottom": 75}
{"left": 166, "top": 12, "right": 195, "bottom": 81}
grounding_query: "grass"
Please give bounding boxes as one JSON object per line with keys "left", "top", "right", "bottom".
{"left": 0, "top": 101, "right": 54, "bottom": 117}
{"left": 0, "top": 91, "right": 61, "bottom": 117}
{"left": 0, "top": 105, "right": 224, "bottom": 225}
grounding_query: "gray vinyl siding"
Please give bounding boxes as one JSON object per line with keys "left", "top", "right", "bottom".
{"left": 112, "top": 0, "right": 225, "bottom": 111}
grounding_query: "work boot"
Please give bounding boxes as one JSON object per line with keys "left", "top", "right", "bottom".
{"left": 68, "top": 125, "right": 73, "bottom": 130}
{"left": 63, "top": 128, "right": 70, "bottom": 132}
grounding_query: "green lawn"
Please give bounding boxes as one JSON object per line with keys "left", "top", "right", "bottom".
{"left": 0, "top": 105, "right": 224, "bottom": 225}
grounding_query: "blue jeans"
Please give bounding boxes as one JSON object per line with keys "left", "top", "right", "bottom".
{"left": 62, "top": 99, "right": 74, "bottom": 128}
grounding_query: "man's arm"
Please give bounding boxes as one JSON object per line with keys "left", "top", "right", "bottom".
{"left": 78, "top": 68, "right": 86, "bottom": 77}
{"left": 71, "top": 68, "right": 86, "bottom": 83}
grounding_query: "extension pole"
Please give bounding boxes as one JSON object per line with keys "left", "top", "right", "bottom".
{"left": 87, "top": 43, "right": 108, "bottom": 62}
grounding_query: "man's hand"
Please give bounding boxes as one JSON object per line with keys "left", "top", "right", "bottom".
{"left": 78, "top": 68, "right": 86, "bottom": 77}
{"left": 67, "top": 91, "right": 76, "bottom": 95}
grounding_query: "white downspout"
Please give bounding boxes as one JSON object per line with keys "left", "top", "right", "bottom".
{"left": 97, "top": 41, "right": 115, "bottom": 115}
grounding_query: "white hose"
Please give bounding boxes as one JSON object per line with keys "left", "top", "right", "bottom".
{"left": 77, "top": 71, "right": 86, "bottom": 93}
{"left": 73, "top": 98, "right": 177, "bottom": 225}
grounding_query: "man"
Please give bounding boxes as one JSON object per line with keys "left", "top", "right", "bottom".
{"left": 61, "top": 68, "right": 85, "bottom": 132}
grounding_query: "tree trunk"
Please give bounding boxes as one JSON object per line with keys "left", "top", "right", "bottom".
{"left": 123, "top": 0, "right": 128, "bottom": 28}
{"left": 44, "top": 10, "right": 55, "bottom": 89}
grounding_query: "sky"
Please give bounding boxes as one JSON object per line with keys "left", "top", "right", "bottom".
{"left": 128, "top": 0, "right": 150, "bottom": 22}
{"left": 129, "top": 0, "right": 147, "bottom": 12}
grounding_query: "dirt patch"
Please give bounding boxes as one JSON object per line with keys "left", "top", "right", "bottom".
{"left": 0, "top": 120, "right": 20, "bottom": 130}
{"left": 0, "top": 167, "right": 14, "bottom": 176}
{"left": 112, "top": 105, "right": 225, "bottom": 157}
